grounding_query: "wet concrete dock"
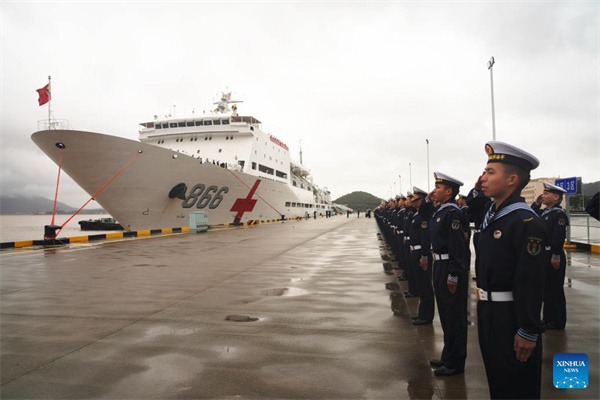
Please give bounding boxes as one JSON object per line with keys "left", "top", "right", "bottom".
{"left": 1, "top": 217, "right": 598, "bottom": 399}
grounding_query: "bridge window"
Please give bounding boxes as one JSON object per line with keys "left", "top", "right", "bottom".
{"left": 285, "top": 202, "right": 291, "bottom": 207}
{"left": 156, "top": 124, "right": 162, "bottom": 130}
{"left": 222, "top": 119, "right": 230, "bottom": 125}
{"left": 276, "top": 170, "right": 287, "bottom": 179}
{"left": 186, "top": 121, "right": 194, "bottom": 127}
{"left": 213, "top": 119, "right": 221, "bottom": 125}
{"left": 169, "top": 123, "right": 177, "bottom": 128}
{"left": 252, "top": 162, "right": 257, "bottom": 170}
{"left": 203, "top": 120, "right": 213, "bottom": 126}
{"left": 195, "top": 120, "right": 203, "bottom": 126}
{"left": 178, "top": 122, "right": 186, "bottom": 127}
{"left": 258, "top": 164, "right": 274, "bottom": 175}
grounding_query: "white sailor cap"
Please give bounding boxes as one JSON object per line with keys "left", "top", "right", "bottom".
{"left": 543, "top": 182, "right": 567, "bottom": 195}
{"left": 434, "top": 171, "right": 463, "bottom": 190}
{"left": 412, "top": 186, "right": 428, "bottom": 198}
{"left": 406, "top": 191, "right": 413, "bottom": 197}
{"left": 485, "top": 141, "right": 540, "bottom": 171}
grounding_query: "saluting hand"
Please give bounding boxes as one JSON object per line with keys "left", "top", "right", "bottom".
{"left": 475, "top": 173, "right": 484, "bottom": 190}
{"left": 513, "top": 334, "right": 537, "bottom": 362}
{"left": 551, "top": 257, "right": 560, "bottom": 269}
{"left": 420, "top": 257, "right": 428, "bottom": 271}
{"left": 535, "top": 194, "right": 543, "bottom": 204}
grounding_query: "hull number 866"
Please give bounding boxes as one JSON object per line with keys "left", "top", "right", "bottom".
{"left": 182, "top": 184, "right": 229, "bottom": 209}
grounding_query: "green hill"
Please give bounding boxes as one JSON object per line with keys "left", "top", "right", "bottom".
{"left": 333, "top": 191, "right": 383, "bottom": 211}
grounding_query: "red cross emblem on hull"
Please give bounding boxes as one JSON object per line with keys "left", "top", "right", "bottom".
{"left": 230, "top": 179, "right": 261, "bottom": 224}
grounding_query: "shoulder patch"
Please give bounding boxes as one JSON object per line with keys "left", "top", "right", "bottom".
{"left": 421, "top": 221, "right": 428, "bottom": 228}
{"left": 526, "top": 236, "right": 543, "bottom": 256}
{"left": 558, "top": 218, "right": 566, "bottom": 226}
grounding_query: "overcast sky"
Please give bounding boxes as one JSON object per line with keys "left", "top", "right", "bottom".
{"left": 1, "top": 1, "right": 598, "bottom": 207}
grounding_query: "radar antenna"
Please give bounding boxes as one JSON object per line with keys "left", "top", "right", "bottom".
{"left": 212, "top": 91, "right": 243, "bottom": 114}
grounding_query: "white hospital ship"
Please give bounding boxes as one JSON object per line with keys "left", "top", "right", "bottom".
{"left": 32, "top": 93, "right": 336, "bottom": 230}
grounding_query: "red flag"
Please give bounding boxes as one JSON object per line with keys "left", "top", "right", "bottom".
{"left": 36, "top": 83, "right": 51, "bottom": 106}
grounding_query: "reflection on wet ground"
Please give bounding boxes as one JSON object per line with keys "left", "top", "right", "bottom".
{"left": 0, "top": 217, "right": 597, "bottom": 399}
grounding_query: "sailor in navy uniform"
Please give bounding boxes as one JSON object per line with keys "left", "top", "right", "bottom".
{"left": 532, "top": 182, "right": 569, "bottom": 330}
{"left": 402, "top": 192, "right": 418, "bottom": 297}
{"left": 394, "top": 196, "right": 408, "bottom": 278}
{"left": 428, "top": 172, "right": 470, "bottom": 376}
{"left": 471, "top": 141, "right": 546, "bottom": 399}
{"left": 409, "top": 187, "right": 436, "bottom": 325}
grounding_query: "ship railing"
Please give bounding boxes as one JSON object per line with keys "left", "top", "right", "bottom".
{"left": 38, "top": 119, "right": 72, "bottom": 131}
{"left": 568, "top": 212, "right": 600, "bottom": 244}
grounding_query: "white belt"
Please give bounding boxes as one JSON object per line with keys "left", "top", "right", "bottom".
{"left": 545, "top": 246, "right": 551, "bottom": 251}
{"left": 432, "top": 253, "right": 449, "bottom": 261}
{"left": 411, "top": 245, "right": 421, "bottom": 250}
{"left": 475, "top": 287, "right": 513, "bottom": 302}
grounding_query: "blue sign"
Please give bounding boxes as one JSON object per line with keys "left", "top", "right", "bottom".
{"left": 553, "top": 353, "right": 588, "bottom": 389}
{"left": 555, "top": 177, "right": 577, "bottom": 195}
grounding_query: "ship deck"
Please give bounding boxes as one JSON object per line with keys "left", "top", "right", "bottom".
{"left": 1, "top": 217, "right": 598, "bottom": 399}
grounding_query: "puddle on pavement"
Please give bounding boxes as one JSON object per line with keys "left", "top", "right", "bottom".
{"left": 225, "top": 315, "right": 259, "bottom": 322}
{"left": 261, "top": 287, "right": 307, "bottom": 296}
{"left": 145, "top": 326, "right": 200, "bottom": 338}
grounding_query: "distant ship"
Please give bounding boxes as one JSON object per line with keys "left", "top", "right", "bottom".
{"left": 32, "top": 92, "right": 336, "bottom": 230}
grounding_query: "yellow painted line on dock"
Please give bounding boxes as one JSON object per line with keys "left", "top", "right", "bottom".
{"left": 69, "top": 236, "right": 90, "bottom": 243}
{"left": 137, "top": 230, "right": 151, "bottom": 236}
{"left": 106, "top": 232, "right": 124, "bottom": 239}
{"left": 14, "top": 240, "right": 34, "bottom": 248}
{"left": 591, "top": 244, "right": 600, "bottom": 254}
{"left": 161, "top": 228, "right": 173, "bottom": 234}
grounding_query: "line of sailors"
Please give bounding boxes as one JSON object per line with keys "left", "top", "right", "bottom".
{"left": 375, "top": 140, "right": 569, "bottom": 400}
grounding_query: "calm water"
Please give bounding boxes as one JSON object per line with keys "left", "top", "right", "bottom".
{"left": 1, "top": 214, "right": 598, "bottom": 244}
{"left": 0, "top": 214, "right": 115, "bottom": 242}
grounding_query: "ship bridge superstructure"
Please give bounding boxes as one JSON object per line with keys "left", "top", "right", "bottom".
{"left": 137, "top": 93, "right": 332, "bottom": 211}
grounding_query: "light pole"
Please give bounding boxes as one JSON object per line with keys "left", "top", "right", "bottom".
{"left": 488, "top": 56, "right": 496, "bottom": 140}
{"left": 426, "top": 139, "right": 430, "bottom": 191}
{"left": 399, "top": 175, "right": 402, "bottom": 195}
{"left": 409, "top": 163, "right": 412, "bottom": 191}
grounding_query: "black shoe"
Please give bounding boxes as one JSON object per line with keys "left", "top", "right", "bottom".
{"left": 429, "top": 359, "right": 444, "bottom": 368}
{"left": 404, "top": 292, "right": 418, "bottom": 298}
{"left": 434, "top": 366, "right": 464, "bottom": 376}
{"left": 412, "top": 318, "right": 433, "bottom": 325}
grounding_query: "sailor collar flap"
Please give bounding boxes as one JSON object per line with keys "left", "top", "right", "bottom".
{"left": 541, "top": 206, "right": 565, "bottom": 218}
{"left": 432, "top": 202, "right": 461, "bottom": 219}
{"left": 482, "top": 202, "right": 538, "bottom": 231}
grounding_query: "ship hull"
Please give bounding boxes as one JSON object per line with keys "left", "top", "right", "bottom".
{"left": 32, "top": 130, "right": 318, "bottom": 230}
